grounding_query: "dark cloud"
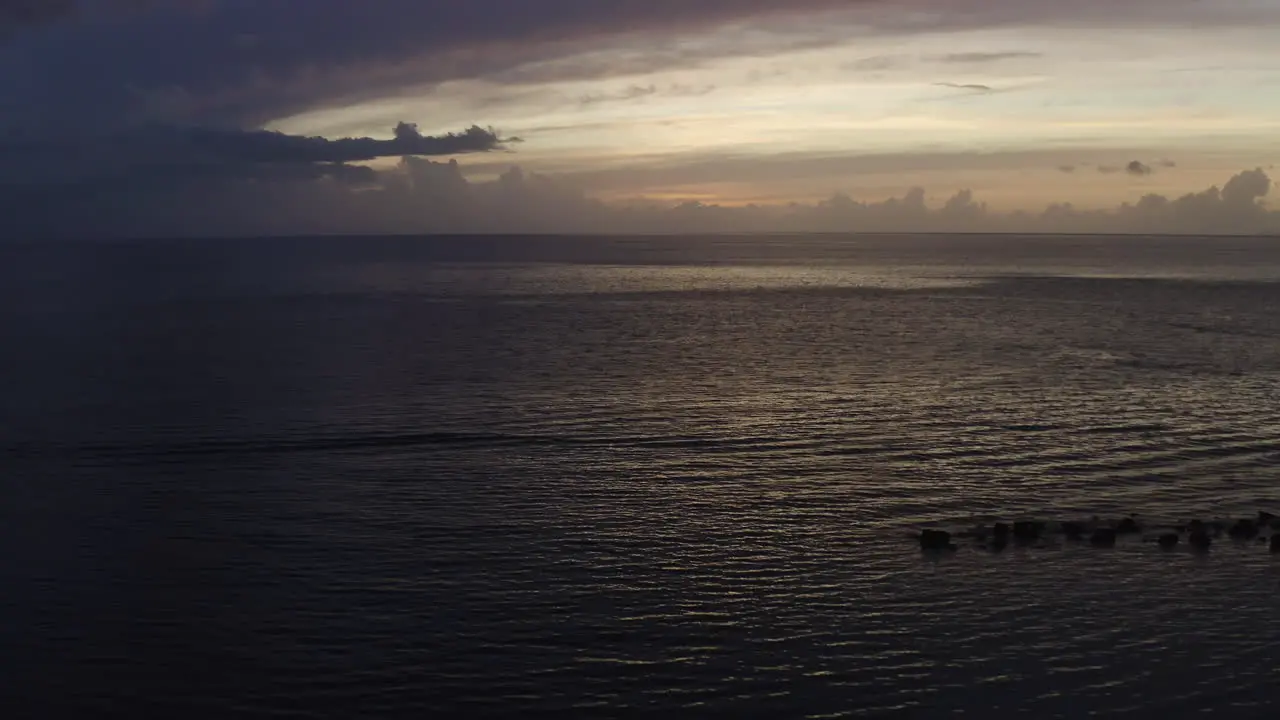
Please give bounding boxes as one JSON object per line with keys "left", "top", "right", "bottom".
{"left": 0, "top": 0, "right": 75, "bottom": 28}
{"left": 1158, "top": 159, "right": 1177, "bottom": 168}
{"left": 0, "top": 123, "right": 506, "bottom": 187}
{"left": 1126, "top": 160, "right": 1153, "bottom": 176}
{"left": 187, "top": 123, "right": 504, "bottom": 164}
{"left": 2, "top": 0, "right": 1262, "bottom": 134}
{"left": 1095, "top": 160, "right": 1166, "bottom": 177}
{"left": 0, "top": 0, "right": 881, "bottom": 131}
{"left": 0, "top": 0, "right": 173, "bottom": 34}
{"left": 1058, "top": 165, "right": 1076, "bottom": 173}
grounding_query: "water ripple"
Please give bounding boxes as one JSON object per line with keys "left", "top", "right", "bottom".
{"left": 5, "top": 237, "right": 1280, "bottom": 717}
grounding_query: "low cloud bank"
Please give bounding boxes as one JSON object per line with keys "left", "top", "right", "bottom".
{"left": 1, "top": 154, "right": 1275, "bottom": 238}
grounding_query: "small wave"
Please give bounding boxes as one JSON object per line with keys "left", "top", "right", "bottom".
{"left": 1079, "top": 423, "right": 1171, "bottom": 435}
{"left": 3, "top": 429, "right": 843, "bottom": 463}
{"left": 2, "top": 430, "right": 586, "bottom": 462}
{"left": 1168, "top": 321, "right": 1280, "bottom": 340}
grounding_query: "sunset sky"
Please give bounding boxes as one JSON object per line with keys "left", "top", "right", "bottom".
{"left": 264, "top": 0, "right": 1280, "bottom": 209}
{"left": 2, "top": 0, "right": 1279, "bottom": 230}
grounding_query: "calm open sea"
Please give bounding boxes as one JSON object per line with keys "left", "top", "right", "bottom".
{"left": 3, "top": 234, "right": 1280, "bottom": 718}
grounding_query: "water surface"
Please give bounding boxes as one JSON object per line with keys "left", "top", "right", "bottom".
{"left": 3, "top": 234, "right": 1280, "bottom": 718}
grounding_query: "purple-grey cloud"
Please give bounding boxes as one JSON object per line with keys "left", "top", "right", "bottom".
{"left": 189, "top": 123, "right": 506, "bottom": 164}
{"left": 0, "top": 0, "right": 881, "bottom": 132}
{"left": 0, "top": 123, "right": 507, "bottom": 186}
{"left": 0, "top": 0, "right": 1269, "bottom": 134}
{"left": 0, "top": 0, "right": 75, "bottom": 27}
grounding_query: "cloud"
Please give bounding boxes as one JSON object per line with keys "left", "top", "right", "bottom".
{"left": 4, "top": 148, "right": 1273, "bottom": 238}
{"left": 1, "top": 0, "right": 880, "bottom": 129}
{"left": 580, "top": 84, "right": 654, "bottom": 106}
{"left": 0, "top": 0, "right": 73, "bottom": 26}
{"left": 190, "top": 123, "right": 506, "bottom": 164}
{"left": 464, "top": 146, "right": 1236, "bottom": 202}
{"left": 1126, "top": 160, "right": 1153, "bottom": 176}
{"left": 933, "top": 82, "right": 994, "bottom": 93}
{"left": 0, "top": 0, "right": 168, "bottom": 35}
{"left": 1158, "top": 159, "right": 1177, "bottom": 168}
{"left": 0, "top": 123, "right": 507, "bottom": 186}
{"left": 931, "top": 51, "right": 1042, "bottom": 63}
{"left": 1099, "top": 162, "right": 1159, "bottom": 176}
{"left": 4, "top": 0, "right": 1269, "bottom": 133}
{"left": 572, "top": 81, "right": 718, "bottom": 107}
{"left": 1057, "top": 165, "right": 1076, "bottom": 173}
{"left": 668, "top": 83, "right": 717, "bottom": 97}
{"left": 1222, "top": 167, "right": 1270, "bottom": 206}
{"left": 844, "top": 55, "right": 904, "bottom": 71}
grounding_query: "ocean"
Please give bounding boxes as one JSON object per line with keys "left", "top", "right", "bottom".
{"left": 2, "top": 234, "right": 1280, "bottom": 718}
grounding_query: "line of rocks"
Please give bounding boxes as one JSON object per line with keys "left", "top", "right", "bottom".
{"left": 920, "top": 511, "right": 1279, "bottom": 553}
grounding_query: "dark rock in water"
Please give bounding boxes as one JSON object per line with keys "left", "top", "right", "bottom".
{"left": 920, "top": 529, "right": 956, "bottom": 551}
{"left": 992, "top": 522, "right": 1011, "bottom": 540}
{"left": 1013, "top": 521, "right": 1043, "bottom": 542}
{"left": 1116, "top": 517, "right": 1141, "bottom": 535}
{"left": 1189, "top": 529, "right": 1212, "bottom": 550}
{"left": 1186, "top": 519, "right": 1205, "bottom": 534}
{"left": 1271, "top": 535, "right": 1280, "bottom": 553}
{"left": 1090, "top": 528, "right": 1117, "bottom": 547}
{"left": 1157, "top": 533, "right": 1179, "bottom": 549}
{"left": 989, "top": 536, "right": 1008, "bottom": 552}
{"left": 1228, "top": 519, "right": 1259, "bottom": 540}
{"left": 1259, "top": 510, "right": 1277, "bottom": 527}
{"left": 1061, "top": 521, "right": 1087, "bottom": 540}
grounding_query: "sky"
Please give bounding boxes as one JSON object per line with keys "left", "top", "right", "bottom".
{"left": 2, "top": 0, "right": 1280, "bottom": 236}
